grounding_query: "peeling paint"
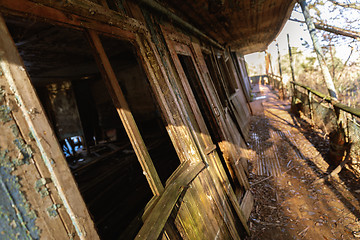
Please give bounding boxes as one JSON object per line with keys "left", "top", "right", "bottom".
{"left": 0, "top": 105, "right": 12, "bottom": 123}
{"left": 28, "top": 132, "right": 35, "bottom": 141}
{"left": 13, "top": 138, "right": 33, "bottom": 164}
{"left": 10, "top": 124, "right": 20, "bottom": 138}
{"left": 0, "top": 150, "right": 39, "bottom": 239}
{"left": 0, "top": 86, "right": 5, "bottom": 104}
{"left": 35, "top": 178, "right": 50, "bottom": 198}
{"left": 47, "top": 204, "right": 62, "bottom": 218}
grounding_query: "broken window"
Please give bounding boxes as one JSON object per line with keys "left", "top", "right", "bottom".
{"left": 203, "top": 53, "right": 228, "bottom": 108}
{"left": 177, "top": 54, "right": 238, "bottom": 190}
{"left": 217, "top": 55, "right": 237, "bottom": 95}
{"left": 99, "top": 35, "right": 180, "bottom": 186}
{"left": 5, "top": 16, "right": 179, "bottom": 239}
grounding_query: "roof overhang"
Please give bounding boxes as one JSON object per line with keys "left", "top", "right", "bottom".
{"left": 158, "top": 0, "right": 296, "bottom": 54}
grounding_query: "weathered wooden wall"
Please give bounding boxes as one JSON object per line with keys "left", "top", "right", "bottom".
{"left": 0, "top": 0, "right": 262, "bottom": 239}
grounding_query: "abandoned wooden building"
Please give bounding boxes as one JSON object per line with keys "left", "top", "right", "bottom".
{"left": 0, "top": 0, "right": 295, "bottom": 239}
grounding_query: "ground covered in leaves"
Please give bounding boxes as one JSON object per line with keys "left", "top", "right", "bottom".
{"left": 245, "top": 85, "right": 360, "bottom": 240}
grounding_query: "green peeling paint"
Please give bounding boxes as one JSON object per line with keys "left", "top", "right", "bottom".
{"left": 0, "top": 86, "right": 5, "bottom": 104}
{"left": 10, "top": 124, "right": 20, "bottom": 138}
{"left": 0, "top": 149, "right": 39, "bottom": 239}
{"left": 0, "top": 105, "right": 12, "bottom": 123}
{"left": 13, "top": 138, "right": 33, "bottom": 164}
{"left": 47, "top": 204, "right": 62, "bottom": 218}
{"left": 35, "top": 178, "right": 50, "bottom": 198}
{"left": 28, "top": 132, "right": 35, "bottom": 141}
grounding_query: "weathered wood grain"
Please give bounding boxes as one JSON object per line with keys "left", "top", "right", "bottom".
{"left": 0, "top": 14, "right": 99, "bottom": 240}
{"left": 86, "top": 29, "right": 164, "bottom": 195}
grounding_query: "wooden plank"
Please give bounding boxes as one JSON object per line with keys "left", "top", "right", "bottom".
{"left": 204, "top": 144, "right": 217, "bottom": 155}
{"left": 131, "top": 20, "right": 208, "bottom": 170}
{"left": 86, "top": 29, "right": 164, "bottom": 196}
{"left": 161, "top": 27, "right": 251, "bottom": 236}
{"left": 135, "top": 161, "right": 205, "bottom": 240}
{"left": 192, "top": 42, "right": 248, "bottom": 188}
{"left": 0, "top": 0, "right": 137, "bottom": 40}
{"left": 122, "top": 0, "right": 147, "bottom": 23}
{"left": 240, "top": 190, "right": 254, "bottom": 220}
{"left": 184, "top": 179, "right": 219, "bottom": 239}
{"left": 206, "top": 151, "right": 250, "bottom": 238}
{"left": 195, "top": 169, "right": 240, "bottom": 239}
{"left": 7, "top": 83, "right": 81, "bottom": 239}
{"left": 0, "top": 14, "right": 99, "bottom": 240}
{"left": 0, "top": 88, "right": 72, "bottom": 239}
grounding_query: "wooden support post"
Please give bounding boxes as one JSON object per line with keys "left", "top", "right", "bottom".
{"left": 86, "top": 30, "right": 164, "bottom": 196}
{"left": 287, "top": 34, "right": 296, "bottom": 83}
{"left": 299, "top": 0, "right": 338, "bottom": 99}
{"left": 308, "top": 91, "right": 315, "bottom": 126}
{"left": 276, "top": 42, "right": 285, "bottom": 99}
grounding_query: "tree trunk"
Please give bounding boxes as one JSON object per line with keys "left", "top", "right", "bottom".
{"left": 299, "top": 0, "right": 338, "bottom": 99}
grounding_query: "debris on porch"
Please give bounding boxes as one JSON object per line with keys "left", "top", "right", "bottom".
{"left": 246, "top": 84, "right": 360, "bottom": 240}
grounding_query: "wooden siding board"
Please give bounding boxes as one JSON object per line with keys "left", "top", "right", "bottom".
{"left": 196, "top": 167, "right": 240, "bottom": 239}
{"left": 0, "top": 0, "right": 138, "bottom": 41}
{"left": 0, "top": 85, "right": 73, "bottom": 239}
{"left": 0, "top": 14, "right": 99, "bottom": 239}
{"left": 8, "top": 86, "right": 81, "bottom": 240}
{"left": 0, "top": 1, "right": 256, "bottom": 238}
{"left": 135, "top": 161, "right": 206, "bottom": 240}
{"left": 240, "top": 190, "right": 254, "bottom": 221}
{"left": 229, "top": 90, "right": 251, "bottom": 141}
{"left": 160, "top": 25, "right": 251, "bottom": 238}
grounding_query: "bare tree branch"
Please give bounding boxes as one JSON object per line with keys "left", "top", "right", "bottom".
{"left": 327, "top": 0, "right": 360, "bottom": 11}
{"left": 336, "top": 46, "right": 354, "bottom": 81}
{"left": 290, "top": 18, "right": 360, "bottom": 40}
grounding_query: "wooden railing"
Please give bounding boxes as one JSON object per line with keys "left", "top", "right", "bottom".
{"left": 267, "top": 74, "right": 287, "bottom": 99}
{"left": 291, "top": 81, "right": 360, "bottom": 118}
{"left": 289, "top": 81, "right": 360, "bottom": 171}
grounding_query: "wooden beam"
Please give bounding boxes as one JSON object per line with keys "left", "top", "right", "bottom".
{"left": 0, "top": 13, "right": 99, "bottom": 240}
{"left": 291, "top": 81, "right": 360, "bottom": 118}
{"left": 0, "top": 0, "right": 138, "bottom": 40}
{"left": 135, "top": 161, "right": 206, "bottom": 240}
{"left": 86, "top": 29, "right": 164, "bottom": 196}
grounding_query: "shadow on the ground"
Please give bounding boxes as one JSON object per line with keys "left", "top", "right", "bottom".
{"left": 247, "top": 85, "right": 360, "bottom": 239}
{"left": 266, "top": 92, "right": 360, "bottom": 221}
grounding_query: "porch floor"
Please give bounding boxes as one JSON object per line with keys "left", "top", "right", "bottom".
{"left": 246, "top": 85, "right": 360, "bottom": 240}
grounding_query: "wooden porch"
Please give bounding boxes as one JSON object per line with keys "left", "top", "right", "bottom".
{"left": 246, "top": 83, "right": 360, "bottom": 239}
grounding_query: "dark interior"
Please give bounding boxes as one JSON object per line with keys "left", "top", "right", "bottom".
{"left": 177, "top": 54, "right": 239, "bottom": 191}
{"left": 5, "top": 16, "right": 180, "bottom": 239}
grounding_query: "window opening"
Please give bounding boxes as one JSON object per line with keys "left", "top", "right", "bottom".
{"left": 217, "top": 56, "right": 236, "bottom": 95}
{"left": 177, "top": 54, "right": 238, "bottom": 190}
{"left": 203, "top": 53, "right": 227, "bottom": 108}
{"left": 99, "top": 35, "right": 181, "bottom": 186}
{"left": 5, "top": 16, "right": 155, "bottom": 239}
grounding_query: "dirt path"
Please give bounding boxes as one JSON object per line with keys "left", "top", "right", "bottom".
{"left": 246, "top": 85, "right": 360, "bottom": 240}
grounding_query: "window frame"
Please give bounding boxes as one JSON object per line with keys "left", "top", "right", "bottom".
{"left": 0, "top": 2, "right": 205, "bottom": 238}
